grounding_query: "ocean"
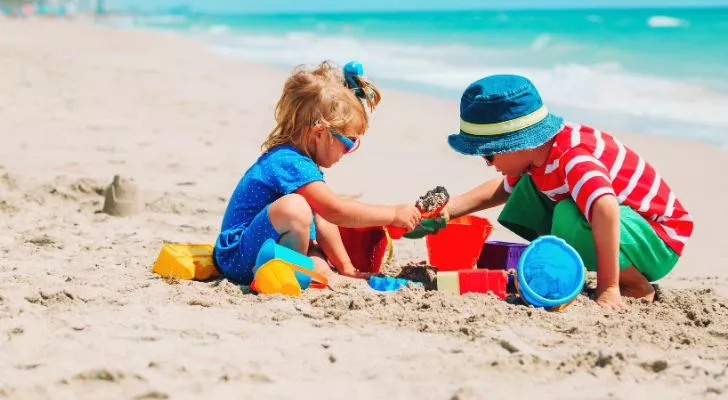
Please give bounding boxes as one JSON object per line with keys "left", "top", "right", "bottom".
{"left": 107, "top": 7, "right": 728, "bottom": 146}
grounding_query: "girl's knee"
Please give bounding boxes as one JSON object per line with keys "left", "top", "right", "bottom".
{"left": 269, "top": 194, "right": 313, "bottom": 231}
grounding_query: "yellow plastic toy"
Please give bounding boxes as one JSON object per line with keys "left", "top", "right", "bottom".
{"left": 152, "top": 243, "right": 220, "bottom": 281}
{"left": 251, "top": 259, "right": 301, "bottom": 296}
{"left": 251, "top": 260, "right": 329, "bottom": 296}
{"left": 250, "top": 239, "right": 328, "bottom": 296}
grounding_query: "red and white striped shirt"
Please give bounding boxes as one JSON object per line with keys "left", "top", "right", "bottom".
{"left": 504, "top": 123, "right": 693, "bottom": 255}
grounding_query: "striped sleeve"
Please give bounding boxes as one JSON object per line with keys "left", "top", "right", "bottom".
{"left": 559, "top": 148, "right": 616, "bottom": 221}
{"left": 503, "top": 176, "right": 520, "bottom": 194}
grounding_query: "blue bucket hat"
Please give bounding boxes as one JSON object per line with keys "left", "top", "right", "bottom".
{"left": 448, "top": 74, "right": 563, "bottom": 157}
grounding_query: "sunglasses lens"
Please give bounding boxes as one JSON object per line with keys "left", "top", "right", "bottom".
{"left": 347, "top": 137, "right": 360, "bottom": 153}
{"left": 331, "top": 130, "right": 360, "bottom": 154}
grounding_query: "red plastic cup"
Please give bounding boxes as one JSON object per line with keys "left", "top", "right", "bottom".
{"left": 338, "top": 226, "right": 391, "bottom": 273}
{"left": 426, "top": 215, "right": 492, "bottom": 271}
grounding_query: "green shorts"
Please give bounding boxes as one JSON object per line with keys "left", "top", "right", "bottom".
{"left": 497, "top": 176, "right": 679, "bottom": 282}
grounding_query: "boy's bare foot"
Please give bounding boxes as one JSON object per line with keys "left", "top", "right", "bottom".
{"left": 620, "top": 284, "right": 655, "bottom": 301}
{"left": 619, "top": 266, "right": 656, "bottom": 301}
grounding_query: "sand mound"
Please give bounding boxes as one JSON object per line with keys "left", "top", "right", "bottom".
{"left": 396, "top": 264, "right": 438, "bottom": 290}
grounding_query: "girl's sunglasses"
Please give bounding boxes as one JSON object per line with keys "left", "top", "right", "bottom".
{"left": 483, "top": 154, "right": 494, "bottom": 166}
{"left": 330, "top": 130, "right": 361, "bottom": 154}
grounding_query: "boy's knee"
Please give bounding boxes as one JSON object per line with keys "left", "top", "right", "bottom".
{"left": 270, "top": 194, "right": 313, "bottom": 230}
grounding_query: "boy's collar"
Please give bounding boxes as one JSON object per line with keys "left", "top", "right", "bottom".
{"left": 526, "top": 137, "right": 560, "bottom": 175}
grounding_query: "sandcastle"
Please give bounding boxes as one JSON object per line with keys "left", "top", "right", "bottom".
{"left": 102, "top": 175, "right": 141, "bottom": 217}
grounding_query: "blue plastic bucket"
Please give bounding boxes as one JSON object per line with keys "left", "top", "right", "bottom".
{"left": 516, "top": 236, "right": 586, "bottom": 310}
{"left": 255, "top": 239, "right": 315, "bottom": 289}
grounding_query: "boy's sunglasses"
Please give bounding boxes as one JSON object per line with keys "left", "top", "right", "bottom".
{"left": 483, "top": 154, "right": 494, "bottom": 165}
{"left": 330, "top": 129, "right": 361, "bottom": 154}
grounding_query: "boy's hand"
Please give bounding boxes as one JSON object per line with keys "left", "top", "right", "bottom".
{"left": 590, "top": 195, "right": 624, "bottom": 311}
{"left": 403, "top": 215, "right": 447, "bottom": 239}
{"left": 595, "top": 286, "right": 626, "bottom": 311}
{"left": 392, "top": 204, "right": 421, "bottom": 231}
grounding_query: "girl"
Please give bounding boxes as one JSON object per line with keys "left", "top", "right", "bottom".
{"left": 214, "top": 61, "right": 421, "bottom": 285}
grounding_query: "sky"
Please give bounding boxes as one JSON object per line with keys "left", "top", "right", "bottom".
{"left": 109, "top": 0, "right": 728, "bottom": 13}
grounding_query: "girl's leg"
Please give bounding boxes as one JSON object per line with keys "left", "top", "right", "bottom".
{"left": 307, "top": 242, "right": 335, "bottom": 277}
{"left": 311, "top": 212, "right": 354, "bottom": 273}
{"left": 216, "top": 194, "right": 314, "bottom": 285}
{"left": 267, "top": 194, "right": 313, "bottom": 255}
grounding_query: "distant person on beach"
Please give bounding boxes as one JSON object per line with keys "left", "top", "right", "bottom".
{"left": 406, "top": 74, "right": 693, "bottom": 310}
{"left": 214, "top": 61, "right": 420, "bottom": 285}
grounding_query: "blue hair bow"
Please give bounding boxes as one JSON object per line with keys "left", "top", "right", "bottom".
{"left": 343, "top": 61, "right": 366, "bottom": 98}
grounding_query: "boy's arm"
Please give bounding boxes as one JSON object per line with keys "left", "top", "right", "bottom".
{"left": 404, "top": 177, "right": 510, "bottom": 239}
{"left": 446, "top": 177, "right": 510, "bottom": 220}
{"left": 590, "top": 195, "right": 625, "bottom": 311}
{"left": 558, "top": 147, "right": 623, "bottom": 310}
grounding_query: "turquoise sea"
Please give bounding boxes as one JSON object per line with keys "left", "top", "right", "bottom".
{"left": 108, "top": 7, "right": 728, "bottom": 145}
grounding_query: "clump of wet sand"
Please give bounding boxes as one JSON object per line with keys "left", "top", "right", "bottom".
{"left": 396, "top": 264, "right": 438, "bottom": 291}
{"left": 415, "top": 186, "right": 449, "bottom": 213}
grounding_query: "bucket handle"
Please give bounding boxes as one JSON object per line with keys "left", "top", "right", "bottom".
{"left": 291, "top": 264, "right": 329, "bottom": 289}
{"left": 381, "top": 226, "right": 394, "bottom": 264}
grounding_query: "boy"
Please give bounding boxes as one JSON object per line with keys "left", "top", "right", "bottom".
{"left": 407, "top": 75, "right": 693, "bottom": 310}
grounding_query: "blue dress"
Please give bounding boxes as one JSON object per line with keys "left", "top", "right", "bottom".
{"left": 214, "top": 146, "right": 324, "bottom": 284}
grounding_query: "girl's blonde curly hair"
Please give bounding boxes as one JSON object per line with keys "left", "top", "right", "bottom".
{"left": 261, "top": 60, "right": 382, "bottom": 156}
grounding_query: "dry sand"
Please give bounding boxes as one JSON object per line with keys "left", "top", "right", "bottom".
{"left": 1, "top": 19, "right": 728, "bottom": 399}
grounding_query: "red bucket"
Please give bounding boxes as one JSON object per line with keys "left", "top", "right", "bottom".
{"left": 426, "top": 215, "right": 492, "bottom": 271}
{"left": 338, "top": 226, "right": 393, "bottom": 273}
{"left": 385, "top": 225, "right": 407, "bottom": 240}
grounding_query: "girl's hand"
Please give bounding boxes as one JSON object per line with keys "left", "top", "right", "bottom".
{"left": 339, "top": 264, "right": 372, "bottom": 279}
{"left": 392, "top": 204, "right": 421, "bottom": 231}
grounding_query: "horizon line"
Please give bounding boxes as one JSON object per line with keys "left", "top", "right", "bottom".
{"left": 132, "top": 4, "right": 728, "bottom": 16}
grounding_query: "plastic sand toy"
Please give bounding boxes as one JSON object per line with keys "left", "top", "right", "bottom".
{"left": 515, "top": 236, "right": 585, "bottom": 311}
{"left": 369, "top": 276, "right": 421, "bottom": 292}
{"left": 387, "top": 186, "right": 451, "bottom": 239}
{"left": 251, "top": 239, "right": 328, "bottom": 296}
{"left": 415, "top": 185, "right": 450, "bottom": 218}
{"left": 153, "top": 243, "right": 220, "bottom": 281}
{"left": 437, "top": 269, "right": 507, "bottom": 299}
{"left": 426, "top": 215, "right": 492, "bottom": 271}
{"left": 338, "top": 226, "right": 393, "bottom": 273}
{"left": 477, "top": 241, "right": 528, "bottom": 271}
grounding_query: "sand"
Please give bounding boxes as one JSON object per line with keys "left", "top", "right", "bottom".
{"left": 1, "top": 18, "right": 728, "bottom": 400}
{"left": 415, "top": 186, "right": 450, "bottom": 214}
